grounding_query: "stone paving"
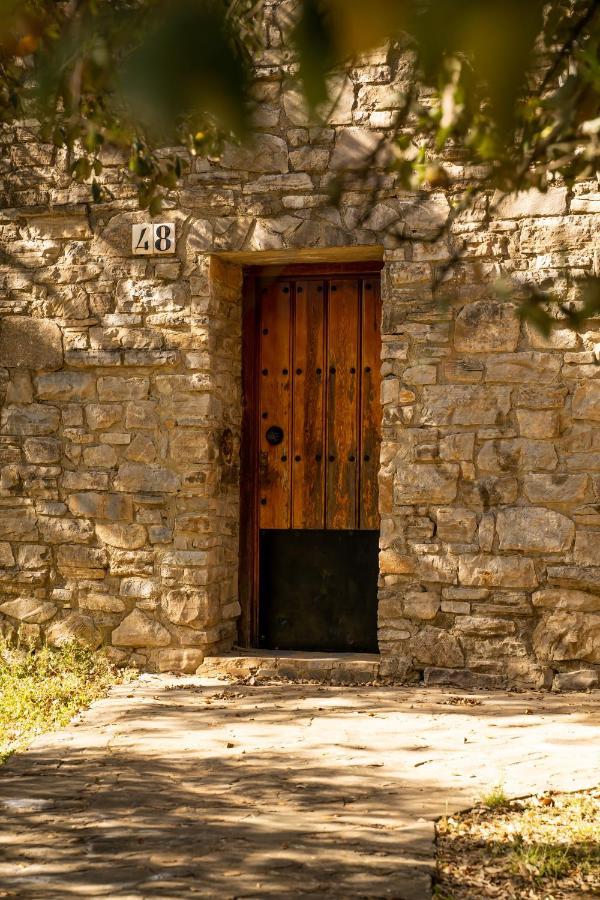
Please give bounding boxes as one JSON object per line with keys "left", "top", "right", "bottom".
{"left": 0, "top": 676, "right": 598, "bottom": 899}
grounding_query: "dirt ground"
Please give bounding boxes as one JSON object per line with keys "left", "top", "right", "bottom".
{"left": 0, "top": 676, "right": 598, "bottom": 899}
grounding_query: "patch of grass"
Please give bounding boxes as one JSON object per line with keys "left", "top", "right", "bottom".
{"left": 480, "top": 782, "right": 509, "bottom": 809}
{"left": 435, "top": 789, "right": 600, "bottom": 898}
{"left": 0, "top": 640, "right": 135, "bottom": 764}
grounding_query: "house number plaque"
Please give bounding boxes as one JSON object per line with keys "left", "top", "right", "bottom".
{"left": 131, "top": 223, "right": 176, "bottom": 255}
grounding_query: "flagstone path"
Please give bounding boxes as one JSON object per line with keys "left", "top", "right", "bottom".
{"left": 0, "top": 676, "right": 598, "bottom": 899}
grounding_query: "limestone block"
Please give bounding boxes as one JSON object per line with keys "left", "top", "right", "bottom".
{"left": 436, "top": 508, "right": 477, "bottom": 542}
{"left": 0, "top": 597, "right": 57, "bottom": 624}
{"left": 454, "top": 300, "right": 520, "bottom": 353}
{"left": 459, "top": 554, "right": 538, "bottom": 589}
{"left": 485, "top": 352, "right": 561, "bottom": 383}
{"left": 410, "top": 626, "right": 464, "bottom": 667}
{"left": 493, "top": 187, "right": 568, "bottom": 218}
{"left": 379, "top": 549, "right": 416, "bottom": 575}
{"left": 97, "top": 376, "right": 149, "bottom": 401}
{"left": 16, "top": 544, "right": 50, "bottom": 569}
{"left": 0, "top": 507, "right": 37, "bottom": 540}
{"left": 418, "top": 553, "right": 458, "bottom": 584}
{"left": 23, "top": 438, "right": 61, "bottom": 463}
{"left": 120, "top": 577, "right": 158, "bottom": 599}
{"left": 86, "top": 404, "right": 123, "bottom": 430}
{"left": 394, "top": 463, "right": 458, "bottom": 504}
{"left": 125, "top": 434, "right": 156, "bottom": 463}
{"left": 516, "top": 409, "right": 560, "bottom": 439}
{"left": 574, "top": 531, "right": 600, "bottom": 566}
{"left": 477, "top": 439, "right": 557, "bottom": 474}
{"left": 112, "top": 608, "right": 171, "bottom": 648}
{"left": 572, "top": 382, "right": 600, "bottom": 421}
{"left": 553, "top": 669, "right": 599, "bottom": 691}
{"left": 35, "top": 372, "right": 95, "bottom": 401}
{"left": 114, "top": 463, "right": 180, "bottom": 494}
{"left": 402, "top": 592, "right": 440, "bottom": 620}
{"left": 546, "top": 565, "right": 600, "bottom": 592}
{"left": 515, "top": 385, "right": 568, "bottom": 409}
{"left": 83, "top": 445, "right": 118, "bottom": 468}
{"left": 533, "top": 611, "right": 600, "bottom": 663}
{"left": 157, "top": 648, "right": 204, "bottom": 673}
{"left": 38, "top": 516, "right": 94, "bottom": 544}
{"left": 1, "top": 404, "right": 60, "bottom": 436}
{"left": 453, "top": 616, "right": 515, "bottom": 636}
{"left": 221, "top": 133, "right": 288, "bottom": 173}
{"left": 67, "top": 492, "right": 132, "bottom": 521}
{"left": 0, "top": 542, "right": 15, "bottom": 566}
{"left": 125, "top": 401, "right": 158, "bottom": 430}
{"left": 6, "top": 372, "right": 33, "bottom": 403}
{"left": 0, "top": 316, "right": 62, "bottom": 369}
{"left": 439, "top": 433, "right": 474, "bottom": 461}
{"left": 532, "top": 589, "right": 600, "bottom": 613}
{"left": 496, "top": 507, "right": 574, "bottom": 553}
{"left": 162, "top": 588, "right": 214, "bottom": 625}
{"left": 420, "top": 386, "right": 511, "bottom": 426}
{"left": 47, "top": 613, "right": 102, "bottom": 649}
{"left": 478, "top": 512, "right": 495, "bottom": 551}
{"left": 96, "top": 524, "right": 147, "bottom": 550}
{"left": 168, "top": 429, "right": 210, "bottom": 462}
{"left": 330, "top": 127, "right": 387, "bottom": 170}
{"left": 57, "top": 545, "right": 107, "bottom": 578}
{"left": 78, "top": 593, "right": 126, "bottom": 613}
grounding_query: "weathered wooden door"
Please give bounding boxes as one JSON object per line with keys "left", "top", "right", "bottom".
{"left": 240, "top": 266, "right": 382, "bottom": 650}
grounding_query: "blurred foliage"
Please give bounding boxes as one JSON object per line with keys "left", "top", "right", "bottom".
{"left": 0, "top": 0, "right": 599, "bottom": 329}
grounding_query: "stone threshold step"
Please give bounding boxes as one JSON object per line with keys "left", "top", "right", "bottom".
{"left": 197, "top": 650, "right": 381, "bottom": 684}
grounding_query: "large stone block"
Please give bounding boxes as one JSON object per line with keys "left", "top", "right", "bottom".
{"left": 477, "top": 439, "right": 557, "bottom": 474}
{"left": 379, "top": 548, "right": 416, "bottom": 575}
{"left": 0, "top": 317, "right": 62, "bottom": 370}
{"left": 454, "top": 300, "right": 520, "bottom": 353}
{"left": 67, "top": 492, "right": 133, "bottom": 521}
{"left": 436, "top": 508, "right": 477, "bottom": 542}
{"left": 572, "top": 382, "right": 600, "bottom": 421}
{"left": 0, "top": 507, "right": 37, "bottom": 539}
{"left": 459, "top": 554, "right": 538, "bottom": 589}
{"left": 496, "top": 507, "right": 574, "bottom": 553}
{"left": 95, "top": 523, "right": 147, "bottom": 549}
{"left": 410, "top": 626, "right": 464, "bottom": 667}
{"left": 493, "top": 187, "right": 568, "bottom": 218}
{"left": 532, "top": 589, "right": 600, "bottom": 613}
{"left": 485, "top": 352, "right": 561, "bottom": 383}
{"left": 38, "top": 516, "right": 94, "bottom": 544}
{"left": 35, "top": 372, "right": 95, "bottom": 401}
{"left": 57, "top": 545, "right": 107, "bottom": 577}
{"left": 114, "top": 463, "right": 180, "bottom": 494}
{"left": 162, "top": 588, "right": 214, "bottom": 625}
{"left": 97, "top": 376, "right": 149, "bottom": 401}
{"left": 533, "top": 611, "right": 600, "bottom": 663}
{"left": 523, "top": 474, "right": 587, "bottom": 504}
{"left": 394, "top": 463, "right": 458, "bottom": 504}
{"left": 221, "top": 133, "right": 288, "bottom": 173}
{"left": 0, "top": 597, "right": 57, "bottom": 624}
{"left": 574, "top": 531, "right": 600, "bottom": 566}
{"left": 420, "top": 386, "right": 511, "bottom": 426}
{"left": 47, "top": 613, "right": 101, "bottom": 649}
{"left": 112, "top": 609, "right": 171, "bottom": 648}
{"left": 157, "top": 648, "right": 204, "bottom": 673}
{"left": 1, "top": 404, "right": 60, "bottom": 436}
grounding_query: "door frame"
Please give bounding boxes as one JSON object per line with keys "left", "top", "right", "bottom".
{"left": 239, "top": 261, "right": 384, "bottom": 648}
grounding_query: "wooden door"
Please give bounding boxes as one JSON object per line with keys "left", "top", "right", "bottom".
{"left": 240, "top": 265, "right": 382, "bottom": 646}
{"left": 255, "top": 274, "right": 381, "bottom": 530}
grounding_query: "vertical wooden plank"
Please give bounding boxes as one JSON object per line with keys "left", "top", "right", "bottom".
{"left": 258, "top": 280, "right": 291, "bottom": 528}
{"left": 239, "top": 275, "right": 259, "bottom": 646}
{"left": 326, "top": 278, "right": 360, "bottom": 529}
{"left": 359, "top": 277, "right": 382, "bottom": 529}
{"left": 292, "top": 280, "right": 325, "bottom": 528}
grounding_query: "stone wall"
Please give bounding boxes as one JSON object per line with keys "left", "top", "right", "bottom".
{"left": 0, "top": 0, "right": 599, "bottom": 686}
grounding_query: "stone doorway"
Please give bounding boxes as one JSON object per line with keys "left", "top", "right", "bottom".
{"left": 239, "top": 263, "right": 383, "bottom": 651}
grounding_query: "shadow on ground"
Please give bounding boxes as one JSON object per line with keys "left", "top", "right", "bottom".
{"left": 0, "top": 679, "right": 598, "bottom": 899}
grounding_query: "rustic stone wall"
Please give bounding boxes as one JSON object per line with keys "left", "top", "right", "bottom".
{"left": 0, "top": 0, "right": 599, "bottom": 686}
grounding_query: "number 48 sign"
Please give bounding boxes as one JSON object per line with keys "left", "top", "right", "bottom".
{"left": 132, "top": 223, "right": 176, "bottom": 255}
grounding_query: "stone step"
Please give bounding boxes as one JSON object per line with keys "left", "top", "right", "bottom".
{"left": 197, "top": 650, "right": 381, "bottom": 684}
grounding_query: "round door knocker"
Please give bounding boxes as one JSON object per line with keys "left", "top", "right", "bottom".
{"left": 266, "top": 425, "right": 284, "bottom": 446}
